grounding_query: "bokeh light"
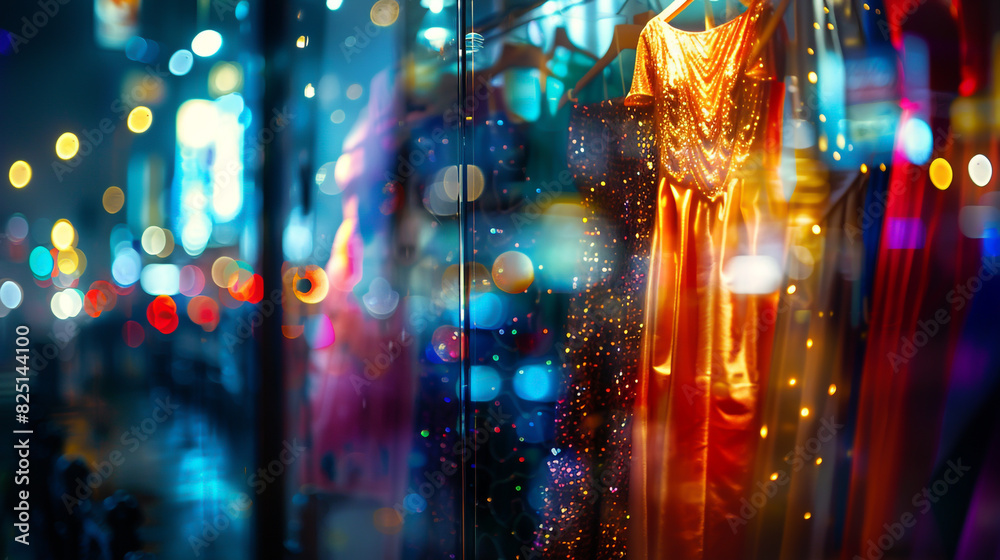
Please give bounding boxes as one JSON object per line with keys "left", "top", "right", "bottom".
{"left": 123, "top": 320, "right": 145, "bottom": 347}
{"left": 315, "top": 161, "right": 342, "bottom": 195}
{"left": 362, "top": 277, "right": 399, "bottom": 317}
{"left": 723, "top": 255, "right": 782, "bottom": 294}
{"left": 127, "top": 106, "right": 153, "bottom": 133}
{"left": 180, "top": 265, "right": 206, "bottom": 296}
{"left": 432, "top": 325, "right": 462, "bottom": 362}
{"left": 492, "top": 251, "right": 534, "bottom": 293}
{"left": 84, "top": 281, "right": 117, "bottom": 318}
{"left": 147, "top": 295, "right": 180, "bottom": 334}
{"left": 958, "top": 205, "right": 1000, "bottom": 239}
{"left": 169, "top": 49, "right": 194, "bottom": 75}
{"left": 211, "top": 257, "right": 236, "bottom": 288}
{"left": 177, "top": 99, "right": 219, "bottom": 149}
{"left": 112, "top": 247, "right": 142, "bottom": 286}
{"left": 441, "top": 165, "right": 485, "bottom": 202}
{"left": 56, "top": 248, "right": 81, "bottom": 274}
{"left": 51, "top": 219, "right": 75, "bottom": 251}
{"left": 51, "top": 289, "right": 83, "bottom": 320}
{"left": 229, "top": 272, "right": 263, "bottom": 304}
{"left": 929, "top": 158, "right": 953, "bottom": 190}
{"left": 469, "top": 365, "right": 501, "bottom": 401}
{"left": 188, "top": 296, "right": 221, "bottom": 332}
{"left": 901, "top": 118, "right": 932, "bottom": 165}
{"left": 969, "top": 154, "right": 993, "bottom": 187}
{"left": 0, "top": 280, "right": 23, "bottom": 310}
{"left": 29, "top": 246, "right": 54, "bottom": 277}
{"left": 103, "top": 186, "right": 125, "bottom": 213}
{"left": 141, "top": 264, "right": 181, "bottom": 295}
{"left": 305, "top": 314, "right": 337, "bottom": 349}
{"left": 290, "top": 265, "right": 330, "bottom": 304}
{"left": 6, "top": 214, "right": 28, "bottom": 243}
{"left": 157, "top": 229, "right": 175, "bottom": 258}
{"left": 371, "top": 0, "right": 400, "bottom": 26}
{"left": 223, "top": 259, "right": 254, "bottom": 289}
{"left": 209, "top": 61, "right": 243, "bottom": 96}
{"left": 55, "top": 132, "right": 80, "bottom": 160}
{"left": 141, "top": 226, "right": 167, "bottom": 255}
{"left": 514, "top": 364, "right": 557, "bottom": 401}
{"left": 9, "top": 160, "right": 31, "bottom": 188}
{"left": 470, "top": 292, "right": 504, "bottom": 329}
{"left": 192, "top": 30, "right": 223, "bottom": 57}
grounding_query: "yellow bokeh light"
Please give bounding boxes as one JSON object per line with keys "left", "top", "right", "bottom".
{"left": 770, "top": 473, "right": 779, "bottom": 481}
{"left": 801, "top": 407, "right": 810, "bottom": 417}
{"left": 127, "top": 106, "right": 153, "bottom": 133}
{"left": 812, "top": 224, "right": 822, "bottom": 234}
{"left": 141, "top": 226, "right": 166, "bottom": 255}
{"left": 816, "top": 457, "right": 823, "bottom": 465}
{"left": 288, "top": 265, "right": 330, "bottom": 304}
{"left": 760, "top": 425, "right": 768, "bottom": 438}
{"left": 860, "top": 163, "right": 869, "bottom": 174}
{"left": 787, "top": 285, "right": 796, "bottom": 294}
{"left": 928, "top": 158, "right": 953, "bottom": 190}
{"left": 56, "top": 132, "right": 80, "bottom": 160}
{"left": 57, "top": 249, "right": 80, "bottom": 274}
{"left": 103, "top": 186, "right": 125, "bottom": 213}
{"left": 804, "top": 512, "right": 812, "bottom": 520}
{"left": 806, "top": 338, "right": 814, "bottom": 348}
{"left": 296, "top": 35, "right": 308, "bottom": 48}
{"left": 789, "top": 378, "right": 797, "bottom": 386}
{"left": 370, "top": 0, "right": 399, "bottom": 26}
{"left": 9, "top": 160, "right": 31, "bottom": 188}
{"left": 828, "top": 384, "right": 837, "bottom": 395}
{"left": 808, "top": 71, "right": 818, "bottom": 84}
{"left": 158, "top": 229, "right": 175, "bottom": 258}
{"left": 51, "top": 219, "right": 75, "bottom": 251}
{"left": 209, "top": 61, "right": 243, "bottom": 95}
{"left": 211, "top": 256, "right": 236, "bottom": 288}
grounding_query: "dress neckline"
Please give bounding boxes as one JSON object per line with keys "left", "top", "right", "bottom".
{"left": 654, "top": 0, "right": 757, "bottom": 36}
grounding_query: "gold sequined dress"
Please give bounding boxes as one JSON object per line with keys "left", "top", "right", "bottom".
{"left": 624, "top": 1, "right": 787, "bottom": 558}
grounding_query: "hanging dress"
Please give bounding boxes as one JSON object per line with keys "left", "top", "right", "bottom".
{"left": 624, "top": 1, "right": 787, "bottom": 558}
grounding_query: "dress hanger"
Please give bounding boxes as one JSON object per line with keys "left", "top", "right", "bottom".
{"left": 658, "top": 0, "right": 751, "bottom": 22}
{"left": 547, "top": 27, "right": 597, "bottom": 60}
{"left": 704, "top": 0, "right": 716, "bottom": 30}
{"left": 657, "top": 0, "right": 698, "bottom": 23}
{"left": 559, "top": 11, "right": 655, "bottom": 109}
{"left": 561, "top": 0, "right": 788, "bottom": 109}
{"left": 477, "top": 41, "right": 563, "bottom": 121}
{"left": 478, "top": 42, "right": 550, "bottom": 84}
